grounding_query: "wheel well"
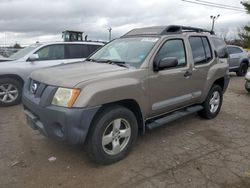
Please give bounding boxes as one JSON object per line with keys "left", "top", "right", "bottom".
{"left": 0, "top": 74, "right": 24, "bottom": 86}
{"left": 95, "top": 99, "right": 145, "bottom": 134}
{"left": 213, "top": 77, "right": 225, "bottom": 90}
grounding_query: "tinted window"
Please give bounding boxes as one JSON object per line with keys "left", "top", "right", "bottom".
{"left": 202, "top": 37, "right": 212, "bottom": 61}
{"left": 189, "top": 37, "right": 206, "bottom": 64}
{"left": 66, "top": 44, "right": 89, "bottom": 59}
{"left": 155, "top": 39, "right": 186, "bottom": 67}
{"left": 88, "top": 45, "right": 102, "bottom": 54}
{"left": 227, "top": 47, "right": 243, "bottom": 54}
{"left": 36, "top": 45, "right": 65, "bottom": 60}
{"left": 211, "top": 38, "right": 227, "bottom": 58}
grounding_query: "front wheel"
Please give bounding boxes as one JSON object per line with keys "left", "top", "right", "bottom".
{"left": 236, "top": 63, "right": 248, "bottom": 77}
{"left": 198, "top": 85, "right": 223, "bottom": 119}
{"left": 0, "top": 78, "right": 22, "bottom": 107}
{"left": 86, "top": 105, "right": 138, "bottom": 165}
{"left": 245, "top": 81, "right": 250, "bottom": 93}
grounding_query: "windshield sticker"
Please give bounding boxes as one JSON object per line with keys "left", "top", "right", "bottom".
{"left": 141, "top": 38, "right": 159, "bottom": 42}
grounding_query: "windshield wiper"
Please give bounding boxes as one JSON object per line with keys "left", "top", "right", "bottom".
{"left": 85, "top": 58, "right": 96, "bottom": 62}
{"left": 89, "top": 59, "right": 129, "bottom": 68}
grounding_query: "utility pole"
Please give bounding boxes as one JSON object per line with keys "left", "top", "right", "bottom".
{"left": 108, "top": 27, "right": 112, "bottom": 41}
{"left": 4, "top": 32, "right": 6, "bottom": 48}
{"left": 210, "top": 14, "right": 220, "bottom": 32}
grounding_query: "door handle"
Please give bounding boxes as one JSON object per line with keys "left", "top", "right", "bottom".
{"left": 184, "top": 70, "right": 192, "bottom": 77}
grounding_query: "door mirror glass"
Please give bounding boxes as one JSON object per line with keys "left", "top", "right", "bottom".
{"left": 154, "top": 57, "right": 178, "bottom": 71}
{"left": 218, "top": 48, "right": 229, "bottom": 58}
{"left": 28, "top": 54, "right": 39, "bottom": 62}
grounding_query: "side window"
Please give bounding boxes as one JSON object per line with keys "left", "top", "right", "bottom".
{"left": 88, "top": 45, "right": 102, "bottom": 54}
{"left": 36, "top": 45, "right": 65, "bottom": 60}
{"left": 66, "top": 44, "right": 89, "bottom": 59}
{"left": 227, "top": 47, "right": 242, "bottom": 54}
{"left": 211, "top": 38, "right": 227, "bottom": 58}
{"left": 189, "top": 37, "right": 206, "bottom": 64}
{"left": 201, "top": 37, "right": 212, "bottom": 62}
{"left": 154, "top": 39, "right": 186, "bottom": 67}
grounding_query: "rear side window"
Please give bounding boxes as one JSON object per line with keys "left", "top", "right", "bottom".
{"left": 36, "top": 44, "right": 65, "bottom": 60}
{"left": 189, "top": 36, "right": 212, "bottom": 65}
{"left": 154, "top": 39, "right": 186, "bottom": 67}
{"left": 66, "top": 44, "right": 89, "bottom": 59}
{"left": 202, "top": 37, "right": 212, "bottom": 61}
{"left": 88, "top": 45, "right": 102, "bottom": 54}
{"left": 211, "top": 38, "right": 227, "bottom": 58}
{"left": 227, "top": 47, "right": 243, "bottom": 54}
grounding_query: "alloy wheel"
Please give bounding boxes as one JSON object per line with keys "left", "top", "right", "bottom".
{"left": 0, "top": 83, "right": 19, "bottom": 103}
{"left": 209, "top": 91, "right": 220, "bottom": 113}
{"left": 102, "top": 118, "right": 131, "bottom": 155}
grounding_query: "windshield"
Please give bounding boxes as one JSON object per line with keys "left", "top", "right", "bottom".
{"left": 9, "top": 43, "right": 42, "bottom": 60}
{"left": 89, "top": 37, "right": 159, "bottom": 68}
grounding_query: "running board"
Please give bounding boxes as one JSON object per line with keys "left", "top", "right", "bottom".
{"left": 146, "top": 105, "right": 203, "bottom": 130}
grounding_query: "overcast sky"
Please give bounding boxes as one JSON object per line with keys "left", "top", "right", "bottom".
{"left": 0, "top": 0, "right": 249, "bottom": 46}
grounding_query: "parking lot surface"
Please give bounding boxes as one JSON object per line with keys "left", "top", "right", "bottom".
{"left": 1, "top": 75, "right": 250, "bottom": 188}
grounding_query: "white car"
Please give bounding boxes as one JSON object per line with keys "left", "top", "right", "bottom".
{"left": 0, "top": 41, "right": 104, "bottom": 106}
{"left": 0, "top": 55, "right": 10, "bottom": 62}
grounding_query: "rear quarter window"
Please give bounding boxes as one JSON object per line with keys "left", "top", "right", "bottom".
{"left": 211, "top": 37, "right": 227, "bottom": 58}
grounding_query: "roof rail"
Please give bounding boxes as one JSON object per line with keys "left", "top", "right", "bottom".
{"left": 122, "top": 25, "right": 215, "bottom": 37}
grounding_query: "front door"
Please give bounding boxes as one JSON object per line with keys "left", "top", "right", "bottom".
{"left": 148, "top": 38, "right": 199, "bottom": 117}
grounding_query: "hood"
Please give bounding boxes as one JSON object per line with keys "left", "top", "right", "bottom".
{"left": 31, "top": 61, "right": 128, "bottom": 88}
{"left": 0, "top": 60, "right": 22, "bottom": 69}
{"left": 0, "top": 57, "right": 12, "bottom": 63}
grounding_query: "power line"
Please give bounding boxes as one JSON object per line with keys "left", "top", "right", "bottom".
{"left": 181, "top": 0, "right": 247, "bottom": 12}
{"left": 196, "top": 0, "right": 245, "bottom": 10}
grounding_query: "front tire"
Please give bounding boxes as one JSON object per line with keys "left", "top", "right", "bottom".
{"left": 0, "top": 78, "right": 22, "bottom": 107}
{"left": 86, "top": 105, "right": 138, "bottom": 165}
{"left": 245, "top": 81, "right": 250, "bottom": 93}
{"left": 198, "top": 85, "right": 223, "bottom": 119}
{"left": 236, "top": 63, "right": 248, "bottom": 77}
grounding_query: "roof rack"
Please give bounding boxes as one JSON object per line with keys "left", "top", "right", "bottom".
{"left": 122, "top": 25, "right": 215, "bottom": 37}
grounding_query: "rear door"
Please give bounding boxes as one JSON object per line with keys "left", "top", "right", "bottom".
{"left": 65, "top": 44, "right": 102, "bottom": 64}
{"left": 65, "top": 44, "right": 89, "bottom": 63}
{"left": 188, "top": 36, "right": 214, "bottom": 97}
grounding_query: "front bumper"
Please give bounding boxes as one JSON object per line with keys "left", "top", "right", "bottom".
{"left": 22, "top": 80, "right": 100, "bottom": 144}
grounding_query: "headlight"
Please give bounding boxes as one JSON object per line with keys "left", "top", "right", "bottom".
{"left": 52, "top": 88, "right": 80, "bottom": 108}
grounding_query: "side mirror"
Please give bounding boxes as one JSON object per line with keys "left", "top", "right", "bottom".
{"left": 217, "top": 49, "right": 229, "bottom": 59}
{"left": 28, "top": 54, "right": 39, "bottom": 62}
{"left": 154, "top": 57, "right": 178, "bottom": 71}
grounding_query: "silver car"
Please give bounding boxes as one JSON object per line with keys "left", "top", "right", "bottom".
{"left": 245, "top": 71, "right": 250, "bottom": 93}
{"left": 227, "top": 45, "right": 249, "bottom": 76}
{"left": 0, "top": 41, "right": 103, "bottom": 107}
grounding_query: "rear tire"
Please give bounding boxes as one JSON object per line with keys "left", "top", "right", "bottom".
{"left": 86, "top": 105, "right": 138, "bottom": 165}
{"left": 236, "top": 63, "right": 248, "bottom": 77}
{"left": 198, "top": 85, "right": 223, "bottom": 119}
{"left": 245, "top": 81, "right": 250, "bottom": 93}
{"left": 0, "top": 78, "right": 22, "bottom": 107}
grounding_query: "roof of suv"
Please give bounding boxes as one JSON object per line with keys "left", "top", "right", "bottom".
{"left": 122, "top": 25, "right": 215, "bottom": 38}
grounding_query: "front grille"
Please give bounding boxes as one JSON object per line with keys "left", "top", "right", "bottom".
{"left": 29, "top": 80, "right": 47, "bottom": 98}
